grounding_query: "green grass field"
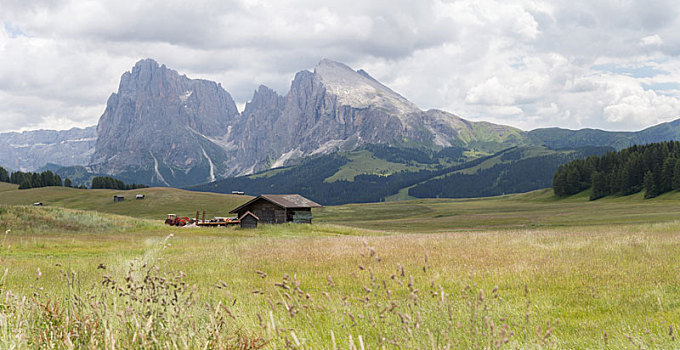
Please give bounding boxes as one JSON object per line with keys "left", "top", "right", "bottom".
{"left": 0, "top": 182, "right": 251, "bottom": 220}
{"left": 2, "top": 184, "right": 680, "bottom": 348}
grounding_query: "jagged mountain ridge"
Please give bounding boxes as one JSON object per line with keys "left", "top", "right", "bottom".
{"left": 231, "top": 59, "right": 526, "bottom": 174}
{"left": 91, "top": 58, "right": 527, "bottom": 186}
{"left": 4, "top": 58, "right": 680, "bottom": 189}
{"left": 90, "top": 59, "right": 240, "bottom": 186}
{"left": 0, "top": 126, "right": 96, "bottom": 172}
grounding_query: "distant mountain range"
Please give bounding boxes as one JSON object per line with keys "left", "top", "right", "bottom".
{"left": 0, "top": 127, "right": 96, "bottom": 172}
{"left": 1, "top": 58, "right": 679, "bottom": 202}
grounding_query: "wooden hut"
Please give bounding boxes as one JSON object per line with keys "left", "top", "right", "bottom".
{"left": 113, "top": 195, "right": 125, "bottom": 203}
{"left": 135, "top": 194, "right": 145, "bottom": 200}
{"left": 229, "top": 194, "right": 322, "bottom": 224}
{"left": 239, "top": 211, "right": 259, "bottom": 229}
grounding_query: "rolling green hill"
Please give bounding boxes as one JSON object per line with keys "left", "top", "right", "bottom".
{"left": 407, "top": 145, "right": 610, "bottom": 198}
{"left": 0, "top": 182, "right": 251, "bottom": 220}
{"left": 528, "top": 118, "right": 680, "bottom": 150}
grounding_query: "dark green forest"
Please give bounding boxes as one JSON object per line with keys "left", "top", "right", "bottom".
{"left": 190, "top": 146, "right": 610, "bottom": 205}
{"left": 0, "top": 166, "right": 145, "bottom": 191}
{"left": 0, "top": 166, "right": 73, "bottom": 190}
{"left": 190, "top": 152, "right": 468, "bottom": 205}
{"left": 553, "top": 141, "right": 680, "bottom": 200}
{"left": 90, "top": 176, "right": 149, "bottom": 190}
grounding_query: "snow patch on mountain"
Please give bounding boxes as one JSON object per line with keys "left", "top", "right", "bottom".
{"left": 272, "top": 148, "right": 303, "bottom": 168}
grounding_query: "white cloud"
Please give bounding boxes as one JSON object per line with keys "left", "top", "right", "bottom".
{"left": 0, "top": 0, "right": 679, "bottom": 133}
{"left": 641, "top": 34, "right": 664, "bottom": 47}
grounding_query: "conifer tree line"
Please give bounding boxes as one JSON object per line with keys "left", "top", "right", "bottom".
{"left": 90, "top": 176, "right": 148, "bottom": 190}
{"left": 0, "top": 166, "right": 145, "bottom": 190}
{"left": 0, "top": 166, "right": 77, "bottom": 190}
{"left": 553, "top": 141, "right": 680, "bottom": 200}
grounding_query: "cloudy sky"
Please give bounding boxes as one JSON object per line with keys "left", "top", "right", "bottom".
{"left": 1, "top": 0, "right": 680, "bottom": 133}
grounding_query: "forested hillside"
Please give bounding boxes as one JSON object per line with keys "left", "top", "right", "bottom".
{"left": 408, "top": 146, "right": 609, "bottom": 198}
{"left": 189, "top": 153, "right": 449, "bottom": 205}
{"left": 190, "top": 145, "right": 610, "bottom": 205}
{"left": 553, "top": 141, "right": 680, "bottom": 200}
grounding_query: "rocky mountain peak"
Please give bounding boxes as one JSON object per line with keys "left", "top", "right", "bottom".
{"left": 91, "top": 59, "right": 240, "bottom": 186}
{"left": 245, "top": 85, "right": 284, "bottom": 111}
{"left": 313, "top": 59, "right": 420, "bottom": 116}
{"left": 84, "top": 58, "right": 529, "bottom": 185}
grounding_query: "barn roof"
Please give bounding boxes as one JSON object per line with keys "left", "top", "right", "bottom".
{"left": 230, "top": 194, "right": 322, "bottom": 213}
{"left": 238, "top": 211, "right": 260, "bottom": 221}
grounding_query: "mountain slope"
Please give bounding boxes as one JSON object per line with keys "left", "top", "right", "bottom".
{"left": 0, "top": 127, "right": 96, "bottom": 172}
{"left": 90, "top": 59, "right": 240, "bottom": 186}
{"left": 230, "top": 59, "right": 528, "bottom": 175}
{"left": 89, "top": 58, "right": 530, "bottom": 182}
{"left": 6, "top": 58, "right": 680, "bottom": 199}
{"left": 407, "top": 146, "right": 610, "bottom": 199}
{"left": 528, "top": 119, "right": 680, "bottom": 150}
{"left": 188, "top": 145, "right": 611, "bottom": 205}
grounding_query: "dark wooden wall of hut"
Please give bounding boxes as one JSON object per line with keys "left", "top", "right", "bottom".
{"left": 237, "top": 199, "right": 286, "bottom": 224}
{"left": 240, "top": 215, "right": 258, "bottom": 229}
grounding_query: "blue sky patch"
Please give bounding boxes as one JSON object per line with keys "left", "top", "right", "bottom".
{"left": 642, "top": 82, "right": 680, "bottom": 91}
{"left": 4, "top": 22, "right": 26, "bottom": 38}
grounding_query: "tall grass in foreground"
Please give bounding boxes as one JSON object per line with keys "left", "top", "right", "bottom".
{"left": 2, "top": 225, "right": 679, "bottom": 349}
{"left": 0, "top": 232, "right": 556, "bottom": 349}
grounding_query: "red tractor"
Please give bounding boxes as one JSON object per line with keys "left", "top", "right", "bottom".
{"left": 164, "top": 214, "right": 193, "bottom": 226}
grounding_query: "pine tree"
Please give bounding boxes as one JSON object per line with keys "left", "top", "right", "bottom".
{"left": 673, "top": 159, "right": 680, "bottom": 190}
{"left": 590, "top": 171, "right": 608, "bottom": 200}
{"left": 0, "top": 167, "right": 8, "bottom": 182}
{"left": 620, "top": 161, "right": 636, "bottom": 195}
{"left": 644, "top": 170, "right": 658, "bottom": 199}
{"left": 19, "top": 178, "right": 32, "bottom": 190}
{"left": 31, "top": 173, "right": 41, "bottom": 188}
{"left": 64, "top": 178, "right": 72, "bottom": 188}
{"left": 553, "top": 169, "right": 567, "bottom": 196}
{"left": 565, "top": 167, "right": 581, "bottom": 195}
{"left": 661, "top": 157, "right": 675, "bottom": 193}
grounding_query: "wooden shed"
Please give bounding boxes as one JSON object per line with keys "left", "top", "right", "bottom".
{"left": 229, "top": 194, "right": 322, "bottom": 224}
{"left": 113, "top": 195, "right": 125, "bottom": 203}
{"left": 239, "top": 211, "right": 259, "bottom": 229}
{"left": 135, "top": 194, "right": 145, "bottom": 200}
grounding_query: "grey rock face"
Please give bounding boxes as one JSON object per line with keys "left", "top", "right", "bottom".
{"left": 91, "top": 59, "right": 240, "bottom": 186}
{"left": 28, "top": 58, "right": 525, "bottom": 186}
{"left": 0, "top": 127, "right": 96, "bottom": 171}
{"left": 232, "top": 85, "right": 286, "bottom": 172}
{"left": 229, "top": 59, "right": 526, "bottom": 174}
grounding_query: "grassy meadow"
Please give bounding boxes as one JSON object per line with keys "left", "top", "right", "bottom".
{"left": 2, "top": 183, "right": 680, "bottom": 348}
{"left": 0, "top": 182, "right": 251, "bottom": 220}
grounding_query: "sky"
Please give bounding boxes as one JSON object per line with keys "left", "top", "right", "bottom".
{"left": 1, "top": 0, "right": 680, "bottom": 133}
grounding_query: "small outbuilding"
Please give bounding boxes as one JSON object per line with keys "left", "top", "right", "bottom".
{"left": 113, "top": 195, "right": 125, "bottom": 203}
{"left": 230, "top": 194, "right": 322, "bottom": 224}
{"left": 136, "top": 194, "right": 145, "bottom": 200}
{"left": 239, "top": 211, "right": 259, "bottom": 229}
{"left": 33, "top": 202, "right": 43, "bottom": 206}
